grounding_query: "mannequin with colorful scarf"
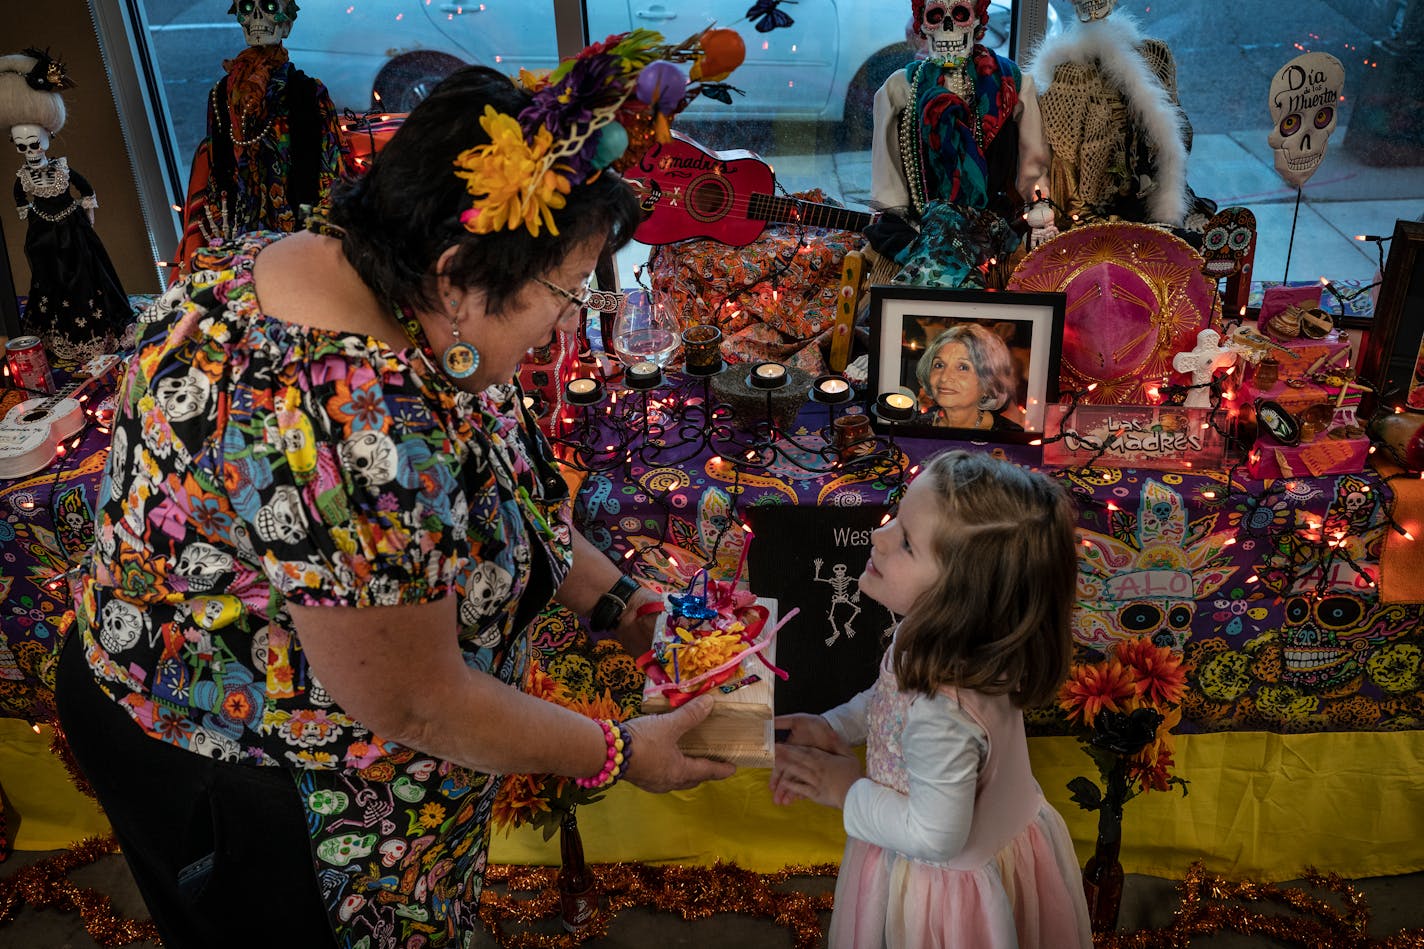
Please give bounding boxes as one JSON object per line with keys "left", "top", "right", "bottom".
{"left": 866, "top": 0, "right": 1049, "bottom": 289}
{"left": 172, "top": 0, "right": 348, "bottom": 276}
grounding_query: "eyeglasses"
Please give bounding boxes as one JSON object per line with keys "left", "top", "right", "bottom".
{"left": 534, "top": 276, "right": 594, "bottom": 315}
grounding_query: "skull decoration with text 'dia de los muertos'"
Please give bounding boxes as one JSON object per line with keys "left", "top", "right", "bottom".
{"left": 1072, "top": 0, "right": 1117, "bottom": 22}
{"left": 1267, "top": 51, "right": 1344, "bottom": 189}
{"left": 230, "top": 0, "right": 298, "bottom": 47}
{"left": 920, "top": 1, "right": 979, "bottom": 64}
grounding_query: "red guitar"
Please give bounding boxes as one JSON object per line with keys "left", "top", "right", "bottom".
{"left": 630, "top": 132, "right": 876, "bottom": 246}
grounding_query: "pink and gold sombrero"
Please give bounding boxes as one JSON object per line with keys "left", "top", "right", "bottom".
{"left": 1008, "top": 222, "right": 1220, "bottom": 404}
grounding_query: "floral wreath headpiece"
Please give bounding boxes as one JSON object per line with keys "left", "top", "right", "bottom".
{"left": 453, "top": 27, "right": 746, "bottom": 238}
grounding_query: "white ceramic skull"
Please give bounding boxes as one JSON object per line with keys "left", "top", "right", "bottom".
{"left": 1071, "top": 0, "right": 1117, "bottom": 21}
{"left": 10, "top": 124, "right": 49, "bottom": 170}
{"left": 920, "top": 1, "right": 977, "bottom": 64}
{"left": 254, "top": 484, "right": 309, "bottom": 544}
{"left": 230, "top": 0, "right": 297, "bottom": 47}
{"left": 1267, "top": 51, "right": 1344, "bottom": 188}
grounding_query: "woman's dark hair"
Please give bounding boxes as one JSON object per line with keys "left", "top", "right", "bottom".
{"left": 324, "top": 66, "right": 641, "bottom": 316}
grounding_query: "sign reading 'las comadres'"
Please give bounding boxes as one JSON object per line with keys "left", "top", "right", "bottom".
{"left": 1042, "top": 404, "right": 1232, "bottom": 471}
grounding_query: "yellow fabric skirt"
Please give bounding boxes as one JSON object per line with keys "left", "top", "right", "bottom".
{"left": 8, "top": 720, "right": 1423, "bottom": 882}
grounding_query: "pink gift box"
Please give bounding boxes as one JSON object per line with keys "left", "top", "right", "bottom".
{"left": 1249, "top": 434, "right": 1370, "bottom": 479}
{"left": 1246, "top": 332, "right": 1351, "bottom": 381}
{"left": 1258, "top": 284, "right": 1323, "bottom": 331}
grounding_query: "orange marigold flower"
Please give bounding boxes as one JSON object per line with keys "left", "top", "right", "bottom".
{"left": 526, "top": 662, "right": 572, "bottom": 705}
{"left": 1059, "top": 659, "right": 1138, "bottom": 726}
{"left": 565, "top": 689, "right": 624, "bottom": 723}
{"left": 1115, "top": 637, "right": 1189, "bottom": 707}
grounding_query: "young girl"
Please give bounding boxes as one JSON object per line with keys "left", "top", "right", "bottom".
{"left": 772, "top": 450, "right": 1092, "bottom": 948}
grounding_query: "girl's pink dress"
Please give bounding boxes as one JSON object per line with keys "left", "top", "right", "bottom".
{"left": 826, "top": 650, "right": 1092, "bottom": 948}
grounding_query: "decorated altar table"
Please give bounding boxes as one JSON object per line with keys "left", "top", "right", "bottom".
{"left": 3, "top": 373, "right": 1424, "bottom": 882}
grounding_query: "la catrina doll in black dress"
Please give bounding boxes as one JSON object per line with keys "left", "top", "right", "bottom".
{"left": 1, "top": 48, "right": 130, "bottom": 364}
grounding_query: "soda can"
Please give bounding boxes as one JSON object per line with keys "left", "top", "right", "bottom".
{"left": 6, "top": 336, "right": 55, "bottom": 394}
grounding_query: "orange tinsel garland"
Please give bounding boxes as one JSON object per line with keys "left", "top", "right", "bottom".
{"left": 0, "top": 834, "right": 160, "bottom": 947}
{"left": 7, "top": 848, "right": 1424, "bottom": 947}
{"left": 1096, "top": 862, "right": 1424, "bottom": 949}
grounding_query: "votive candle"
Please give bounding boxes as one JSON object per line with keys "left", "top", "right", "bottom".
{"left": 749, "top": 361, "right": 788, "bottom": 389}
{"left": 626, "top": 360, "right": 663, "bottom": 389}
{"left": 877, "top": 392, "right": 916, "bottom": 422}
{"left": 812, "top": 374, "right": 852, "bottom": 404}
{"left": 566, "top": 376, "right": 603, "bottom": 405}
{"left": 682, "top": 324, "right": 723, "bottom": 374}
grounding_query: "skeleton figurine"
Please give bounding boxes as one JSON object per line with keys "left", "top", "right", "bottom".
{"left": 1027, "top": 0, "right": 1216, "bottom": 236}
{"left": 812, "top": 558, "right": 863, "bottom": 647}
{"left": 1266, "top": 52, "right": 1345, "bottom": 189}
{"left": 866, "top": 0, "right": 1049, "bottom": 289}
{"left": 172, "top": 0, "right": 347, "bottom": 275}
{"left": 1, "top": 48, "right": 130, "bottom": 362}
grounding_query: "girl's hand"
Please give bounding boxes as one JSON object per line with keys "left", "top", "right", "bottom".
{"left": 773, "top": 713, "right": 852, "bottom": 756}
{"left": 771, "top": 742, "right": 862, "bottom": 809}
{"left": 622, "top": 694, "right": 737, "bottom": 793}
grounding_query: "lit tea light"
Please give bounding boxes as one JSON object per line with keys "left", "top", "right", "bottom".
{"left": 565, "top": 376, "right": 603, "bottom": 405}
{"left": 625, "top": 360, "right": 663, "bottom": 390}
{"left": 748, "top": 361, "right": 788, "bottom": 390}
{"left": 812, "top": 373, "right": 853, "bottom": 404}
{"left": 876, "top": 392, "right": 916, "bottom": 423}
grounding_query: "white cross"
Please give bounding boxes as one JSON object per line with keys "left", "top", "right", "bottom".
{"left": 1172, "top": 329, "right": 1239, "bottom": 409}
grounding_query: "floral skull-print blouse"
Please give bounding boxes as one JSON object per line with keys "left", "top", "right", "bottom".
{"left": 76, "top": 231, "right": 574, "bottom": 770}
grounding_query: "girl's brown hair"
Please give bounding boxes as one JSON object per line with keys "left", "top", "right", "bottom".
{"left": 892, "top": 450, "right": 1079, "bottom": 708}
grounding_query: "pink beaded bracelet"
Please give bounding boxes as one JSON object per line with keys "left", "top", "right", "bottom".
{"left": 575, "top": 719, "right": 632, "bottom": 790}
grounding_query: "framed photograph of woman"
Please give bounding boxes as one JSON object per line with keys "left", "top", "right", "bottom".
{"left": 867, "top": 286, "right": 1066, "bottom": 444}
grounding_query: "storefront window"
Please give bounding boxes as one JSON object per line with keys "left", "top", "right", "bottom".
{"left": 122, "top": 0, "right": 1420, "bottom": 286}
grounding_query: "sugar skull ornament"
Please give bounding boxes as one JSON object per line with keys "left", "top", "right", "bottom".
{"left": 1267, "top": 51, "right": 1344, "bottom": 189}
{"left": 1200, "top": 206, "right": 1257, "bottom": 278}
{"left": 919, "top": 0, "right": 979, "bottom": 65}
{"left": 230, "top": 0, "right": 298, "bottom": 47}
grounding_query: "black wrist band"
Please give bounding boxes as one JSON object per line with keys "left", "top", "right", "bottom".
{"left": 590, "top": 574, "right": 640, "bottom": 632}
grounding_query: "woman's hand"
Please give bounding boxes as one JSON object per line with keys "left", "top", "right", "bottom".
{"left": 622, "top": 694, "right": 737, "bottom": 793}
{"left": 612, "top": 584, "right": 662, "bottom": 656}
{"left": 771, "top": 743, "right": 862, "bottom": 809}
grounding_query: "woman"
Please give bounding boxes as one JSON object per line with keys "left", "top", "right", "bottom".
{"left": 56, "top": 64, "right": 734, "bottom": 948}
{"left": 915, "top": 323, "right": 1023, "bottom": 431}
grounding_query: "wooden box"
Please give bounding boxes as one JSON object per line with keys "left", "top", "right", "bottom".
{"left": 641, "top": 597, "right": 778, "bottom": 768}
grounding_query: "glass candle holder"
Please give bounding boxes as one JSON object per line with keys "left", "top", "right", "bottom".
{"left": 682, "top": 324, "right": 723, "bottom": 375}
{"left": 832, "top": 412, "right": 874, "bottom": 461}
{"left": 876, "top": 392, "right": 916, "bottom": 423}
{"left": 748, "top": 361, "right": 788, "bottom": 390}
{"left": 625, "top": 360, "right": 663, "bottom": 390}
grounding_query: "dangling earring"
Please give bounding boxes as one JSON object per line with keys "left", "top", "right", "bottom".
{"left": 442, "top": 296, "right": 481, "bottom": 379}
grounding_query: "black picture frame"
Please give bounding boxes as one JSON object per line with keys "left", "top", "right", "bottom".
{"left": 866, "top": 285, "right": 1065, "bottom": 444}
{"left": 1358, "top": 219, "right": 1424, "bottom": 409}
